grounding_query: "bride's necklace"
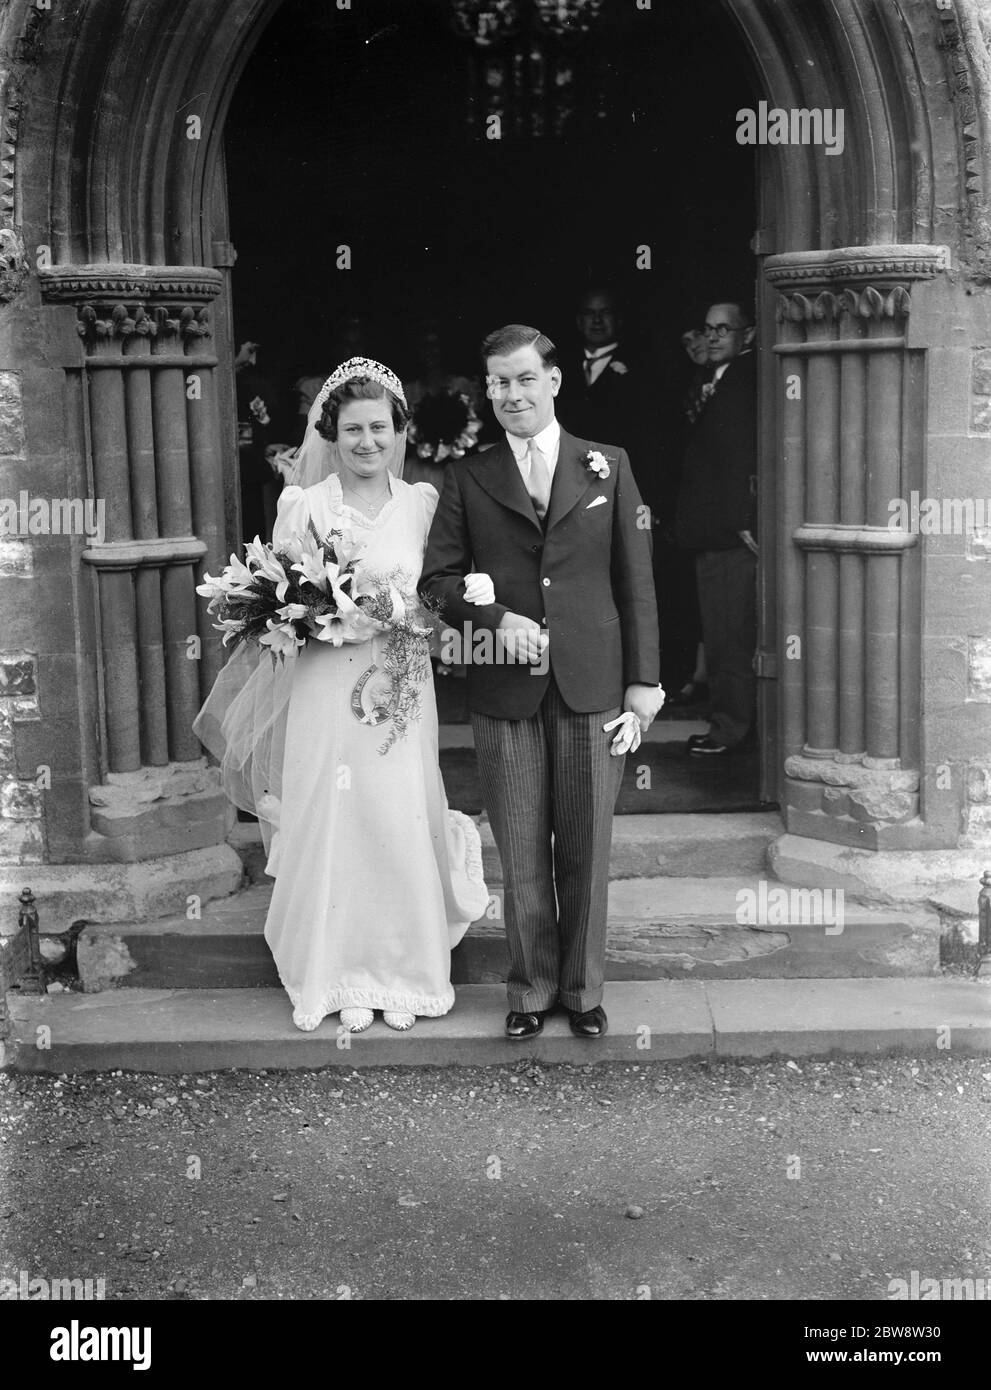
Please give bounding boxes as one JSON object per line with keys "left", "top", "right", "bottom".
{"left": 341, "top": 478, "right": 391, "bottom": 517}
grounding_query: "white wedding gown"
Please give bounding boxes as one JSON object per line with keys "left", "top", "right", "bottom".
{"left": 263, "top": 472, "right": 489, "bottom": 1030}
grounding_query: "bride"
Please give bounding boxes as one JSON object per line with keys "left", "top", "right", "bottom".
{"left": 194, "top": 358, "right": 490, "bottom": 1033}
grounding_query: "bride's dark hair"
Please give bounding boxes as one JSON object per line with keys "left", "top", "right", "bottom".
{"left": 316, "top": 377, "right": 411, "bottom": 442}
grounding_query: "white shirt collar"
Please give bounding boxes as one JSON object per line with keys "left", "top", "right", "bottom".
{"left": 713, "top": 348, "right": 753, "bottom": 382}
{"left": 583, "top": 342, "right": 619, "bottom": 361}
{"left": 506, "top": 417, "right": 560, "bottom": 462}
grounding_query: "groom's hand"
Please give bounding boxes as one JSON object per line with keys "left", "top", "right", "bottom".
{"left": 497, "top": 611, "right": 549, "bottom": 664}
{"left": 624, "top": 682, "right": 665, "bottom": 731}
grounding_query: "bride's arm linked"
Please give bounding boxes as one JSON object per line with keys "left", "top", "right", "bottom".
{"left": 418, "top": 469, "right": 507, "bottom": 630}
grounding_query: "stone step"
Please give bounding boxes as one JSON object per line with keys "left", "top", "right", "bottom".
{"left": 5, "top": 978, "right": 989, "bottom": 1074}
{"left": 229, "top": 811, "right": 781, "bottom": 886}
{"left": 73, "top": 875, "right": 942, "bottom": 991}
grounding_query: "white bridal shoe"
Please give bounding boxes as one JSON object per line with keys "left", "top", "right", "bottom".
{"left": 339, "top": 1007, "right": 374, "bottom": 1032}
{"left": 383, "top": 1010, "right": 416, "bottom": 1031}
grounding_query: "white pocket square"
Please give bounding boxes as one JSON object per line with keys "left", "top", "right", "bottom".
{"left": 586, "top": 496, "right": 607, "bottom": 509}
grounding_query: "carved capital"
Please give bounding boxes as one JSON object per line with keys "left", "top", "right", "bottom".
{"left": 77, "top": 302, "right": 157, "bottom": 346}
{"left": 776, "top": 283, "right": 912, "bottom": 324}
{"left": 178, "top": 305, "right": 211, "bottom": 343}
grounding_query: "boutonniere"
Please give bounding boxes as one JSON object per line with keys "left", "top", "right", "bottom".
{"left": 585, "top": 450, "right": 611, "bottom": 479}
{"left": 608, "top": 360, "right": 629, "bottom": 375}
{"left": 699, "top": 380, "right": 717, "bottom": 402}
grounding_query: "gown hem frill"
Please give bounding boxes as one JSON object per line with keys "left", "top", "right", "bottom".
{"left": 287, "top": 986, "right": 457, "bottom": 1032}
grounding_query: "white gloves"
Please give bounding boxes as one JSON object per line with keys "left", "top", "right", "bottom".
{"left": 464, "top": 572, "right": 496, "bottom": 606}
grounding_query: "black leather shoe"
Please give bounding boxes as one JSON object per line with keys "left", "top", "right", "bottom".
{"left": 568, "top": 1005, "right": 608, "bottom": 1038}
{"left": 505, "top": 1009, "right": 551, "bottom": 1039}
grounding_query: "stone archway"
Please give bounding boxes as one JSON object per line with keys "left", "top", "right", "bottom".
{"left": 0, "top": 0, "right": 988, "bottom": 920}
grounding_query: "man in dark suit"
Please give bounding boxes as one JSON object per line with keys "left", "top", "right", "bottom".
{"left": 674, "top": 301, "right": 758, "bottom": 755}
{"left": 420, "top": 324, "right": 662, "bottom": 1040}
{"left": 556, "top": 287, "right": 645, "bottom": 463}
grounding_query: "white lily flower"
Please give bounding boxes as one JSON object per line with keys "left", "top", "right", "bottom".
{"left": 243, "top": 536, "right": 270, "bottom": 569}
{"left": 212, "top": 617, "right": 244, "bottom": 646}
{"left": 241, "top": 535, "right": 289, "bottom": 591}
{"left": 225, "top": 551, "right": 255, "bottom": 589}
{"left": 258, "top": 619, "right": 303, "bottom": 657}
{"left": 276, "top": 603, "right": 309, "bottom": 621}
{"left": 311, "top": 601, "right": 357, "bottom": 646}
{"left": 292, "top": 549, "right": 330, "bottom": 589}
{"left": 196, "top": 571, "right": 228, "bottom": 599}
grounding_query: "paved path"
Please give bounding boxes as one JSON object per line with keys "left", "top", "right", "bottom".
{"left": 1, "top": 1056, "right": 989, "bottom": 1301}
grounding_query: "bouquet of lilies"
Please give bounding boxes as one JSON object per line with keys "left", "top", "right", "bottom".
{"left": 196, "top": 528, "right": 428, "bottom": 661}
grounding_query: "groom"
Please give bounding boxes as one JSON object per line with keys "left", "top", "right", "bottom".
{"left": 420, "top": 324, "right": 662, "bottom": 1039}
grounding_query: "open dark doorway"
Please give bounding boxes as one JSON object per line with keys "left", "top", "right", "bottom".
{"left": 225, "top": 0, "right": 764, "bottom": 813}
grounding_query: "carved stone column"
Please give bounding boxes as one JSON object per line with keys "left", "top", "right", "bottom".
{"left": 766, "top": 246, "right": 949, "bottom": 851}
{"left": 27, "top": 265, "right": 240, "bottom": 905}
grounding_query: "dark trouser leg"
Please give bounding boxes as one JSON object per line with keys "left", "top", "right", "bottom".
{"left": 695, "top": 547, "right": 757, "bottom": 747}
{"left": 471, "top": 706, "right": 558, "bottom": 1013}
{"left": 544, "top": 680, "right": 625, "bottom": 1013}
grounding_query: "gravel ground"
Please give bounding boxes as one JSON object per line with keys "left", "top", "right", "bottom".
{"left": 1, "top": 1056, "right": 989, "bottom": 1301}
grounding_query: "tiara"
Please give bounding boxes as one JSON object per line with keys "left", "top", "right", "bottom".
{"left": 314, "top": 357, "right": 408, "bottom": 412}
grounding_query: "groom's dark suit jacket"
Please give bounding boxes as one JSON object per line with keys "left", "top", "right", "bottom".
{"left": 420, "top": 427, "right": 660, "bottom": 719}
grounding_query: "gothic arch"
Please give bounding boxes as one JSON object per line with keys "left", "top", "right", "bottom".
{"left": 1, "top": 1, "right": 986, "bottom": 274}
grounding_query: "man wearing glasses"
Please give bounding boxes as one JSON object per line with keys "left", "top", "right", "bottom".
{"left": 674, "top": 301, "right": 758, "bottom": 756}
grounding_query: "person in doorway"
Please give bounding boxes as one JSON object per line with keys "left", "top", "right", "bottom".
{"left": 556, "top": 287, "right": 648, "bottom": 475}
{"left": 660, "top": 324, "right": 716, "bottom": 705}
{"left": 235, "top": 339, "right": 289, "bottom": 541}
{"left": 674, "top": 301, "right": 758, "bottom": 756}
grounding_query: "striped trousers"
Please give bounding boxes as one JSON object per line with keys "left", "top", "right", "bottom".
{"left": 471, "top": 678, "right": 625, "bottom": 1013}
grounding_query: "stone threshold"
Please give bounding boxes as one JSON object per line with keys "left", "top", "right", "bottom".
{"left": 3, "top": 977, "right": 988, "bottom": 1073}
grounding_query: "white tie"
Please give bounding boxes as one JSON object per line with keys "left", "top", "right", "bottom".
{"left": 526, "top": 437, "right": 551, "bottom": 520}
